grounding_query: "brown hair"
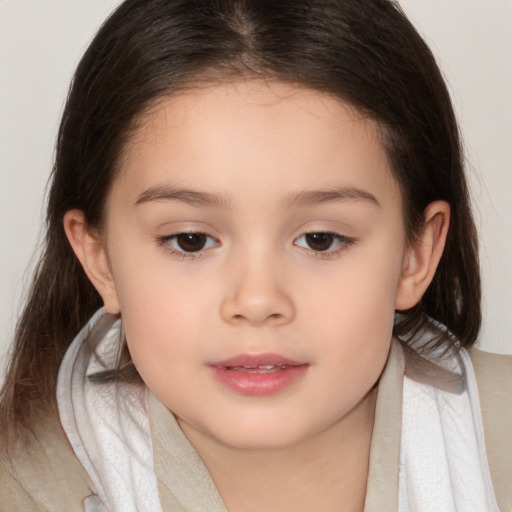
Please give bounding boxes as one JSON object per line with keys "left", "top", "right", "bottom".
{"left": 0, "top": 0, "right": 480, "bottom": 430}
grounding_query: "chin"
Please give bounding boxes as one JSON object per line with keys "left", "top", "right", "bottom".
{"left": 206, "top": 421, "right": 315, "bottom": 452}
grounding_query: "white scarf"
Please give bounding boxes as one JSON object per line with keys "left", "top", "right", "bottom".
{"left": 57, "top": 309, "right": 500, "bottom": 512}
{"left": 399, "top": 347, "right": 499, "bottom": 511}
{"left": 57, "top": 309, "right": 162, "bottom": 512}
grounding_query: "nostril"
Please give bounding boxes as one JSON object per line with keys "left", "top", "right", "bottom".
{"left": 220, "top": 287, "right": 295, "bottom": 326}
{"left": 225, "top": 310, "right": 289, "bottom": 326}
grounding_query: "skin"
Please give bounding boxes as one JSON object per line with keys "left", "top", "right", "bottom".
{"left": 65, "top": 80, "right": 449, "bottom": 511}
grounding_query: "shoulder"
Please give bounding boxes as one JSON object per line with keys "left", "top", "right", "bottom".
{"left": 470, "top": 347, "right": 512, "bottom": 406}
{"left": 0, "top": 408, "right": 96, "bottom": 512}
{"left": 470, "top": 346, "right": 512, "bottom": 382}
{"left": 470, "top": 347, "right": 512, "bottom": 440}
{"left": 469, "top": 347, "right": 512, "bottom": 512}
{"left": 470, "top": 347, "right": 512, "bottom": 422}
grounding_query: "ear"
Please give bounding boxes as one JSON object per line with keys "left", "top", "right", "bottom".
{"left": 63, "top": 210, "right": 120, "bottom": 315}
{"left": 395, "top": 201, "right": 450, "bottom": 311}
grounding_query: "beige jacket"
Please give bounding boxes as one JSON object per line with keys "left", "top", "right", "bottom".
{"left": 1, "top": 345, "right": 511, "bottom": 511}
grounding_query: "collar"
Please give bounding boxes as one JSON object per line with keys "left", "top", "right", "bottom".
{"left": 149, "top": 340, "right": 406, "bottom": 512}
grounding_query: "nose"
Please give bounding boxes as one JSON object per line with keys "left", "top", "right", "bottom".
{"left": 220, "top": 257, "right": 295, "bottom": 327}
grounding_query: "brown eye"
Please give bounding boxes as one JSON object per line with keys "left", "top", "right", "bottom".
{"left": 304, "top": 233, "right": 334, "bottom": 251}
{"left": 162, "top": 232, "right": 218, "bottom": 254}
{"left": 294, "top": 232, "right": 354, "bottom": 254}
{"left": 175, "top": 233, "right": 208, "bottom": 252}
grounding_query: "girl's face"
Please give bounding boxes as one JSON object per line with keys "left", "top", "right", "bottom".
{"left": 86, "top": 81, "right": 420, "bottom": 450}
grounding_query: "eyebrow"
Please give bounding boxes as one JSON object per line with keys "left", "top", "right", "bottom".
{"left": 135, "top": 185, "right": 232, "bottom": 208}
{"left": 284, "top": 187, "right": 381, "bottom": 208}
{"left": 135, "top": 184, "right": 380, "bottom": 209}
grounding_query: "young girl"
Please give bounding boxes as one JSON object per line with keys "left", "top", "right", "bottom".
{"left": 1, "top": 1, "right": 511, "bottom": 511}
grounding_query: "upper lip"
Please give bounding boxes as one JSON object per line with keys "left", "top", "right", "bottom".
{"left": 211, "top": 353, "right": 306, "bottom": 369}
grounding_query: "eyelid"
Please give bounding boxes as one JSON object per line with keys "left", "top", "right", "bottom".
{"left": 155, "top": 225, "right": 355, "bottom": 260}
{"left": 293, "top": 231, "right": 356, "bottom": 257}
{"left": 157, "top": 230, "right": 220, "bottom": 259}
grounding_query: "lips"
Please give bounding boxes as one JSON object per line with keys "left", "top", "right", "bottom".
{"left": 227, "top": 364, "right": 292, "bottom": 374}
{"left": 209, "top": 353, "right": 309, "bottom": 396}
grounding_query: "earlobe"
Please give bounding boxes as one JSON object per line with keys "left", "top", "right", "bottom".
{"left": 63, "top": 210, "right": 120, "bottom": 315}
{"left": 395, "top": 201, "right": 450, "bottom": 311}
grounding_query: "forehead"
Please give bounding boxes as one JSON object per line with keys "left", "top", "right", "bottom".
{"left": 113, "top": 80, "right": 400, "bottom": 210}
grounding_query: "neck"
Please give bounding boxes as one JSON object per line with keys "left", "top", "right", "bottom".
{"left": 179, "top": 387, "right": 377, "bottom": 512}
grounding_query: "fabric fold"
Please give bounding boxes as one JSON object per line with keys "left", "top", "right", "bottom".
{"left": 57, "top": 308, "right": 500, "bottom": 512}
{"left": 57, "top": 309, "right": 162, "bottom": 512}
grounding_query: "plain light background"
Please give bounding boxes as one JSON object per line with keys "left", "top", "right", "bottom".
{"left": 1, "top": 1, "right": 511, "bottom": 380}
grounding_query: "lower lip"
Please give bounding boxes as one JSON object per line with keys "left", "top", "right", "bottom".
{"left": 209, "top": 365, "right": 308, "bottom": 396}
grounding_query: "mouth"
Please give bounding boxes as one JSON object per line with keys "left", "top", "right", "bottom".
{"left": 209, "top": 354, "right": 309, "bottom": 396}
{"left": 224, "top": 364, "right": 297, "bottom": 374}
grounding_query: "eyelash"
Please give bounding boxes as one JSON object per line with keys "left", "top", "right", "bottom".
{"left": 157, "top": 232, "right": 219, "bottom": 260}
{"left": 293, "top": 232, "right": 356, "bottom": 259}
{"left": 157, "top": 231, "right": 356, "bottom": 260}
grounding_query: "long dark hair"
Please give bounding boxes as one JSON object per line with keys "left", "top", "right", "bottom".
{"left": 1, "top": 0, "right": 480, "bottom": 429}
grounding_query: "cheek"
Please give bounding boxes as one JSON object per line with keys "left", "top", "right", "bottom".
{"left": 304, "top": 246, "right": 403, "bottom": 334}
{"left": 300, "top": 244, "right": 403, "bottom": 382}
{"left": 107, "top": 254, "right": 208, "bottom": 375}
{"left": 112, "top": 257, "right": 236, "bottom": 390}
